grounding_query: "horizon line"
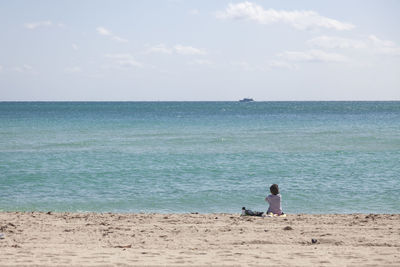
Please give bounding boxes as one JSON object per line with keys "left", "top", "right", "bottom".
{"left": 1, "top": 100, "right": 400, "bottom": 102}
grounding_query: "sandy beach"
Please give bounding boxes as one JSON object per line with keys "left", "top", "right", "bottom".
{"left": 0, "top": 212, "right": 399, "bottom": 266}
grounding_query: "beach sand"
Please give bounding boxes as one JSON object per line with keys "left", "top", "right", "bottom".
{"left": 0, "top": 212, "right": 399, "bottom": 266}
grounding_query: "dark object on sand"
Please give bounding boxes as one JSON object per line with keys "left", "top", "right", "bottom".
{"left": 283, "top": 226, "right": 293, "bottom": 230}
{"left": 241, "top": 207, "right": 264, "bottom": 217}
{"left": 312, "top": 238, "right": 318, "bottom": 244}
{"left": 114, "top": 244, "right": 132, "bottom": 248}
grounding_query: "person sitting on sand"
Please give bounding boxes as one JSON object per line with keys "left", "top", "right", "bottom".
{"left": 265, "top": 184, "right": 283, "bottom": 215}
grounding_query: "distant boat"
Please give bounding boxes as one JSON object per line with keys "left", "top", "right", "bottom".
{"left": 239, "top": 98, "right": 254, "bottom": 102}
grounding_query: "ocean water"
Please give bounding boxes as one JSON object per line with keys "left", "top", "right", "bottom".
{"left": 0, "top": 101, "right": 399, "bottom": 214}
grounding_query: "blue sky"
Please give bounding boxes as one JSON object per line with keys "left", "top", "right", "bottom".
{"left": 0, "top": 0, "right": 399, "bottom": 101}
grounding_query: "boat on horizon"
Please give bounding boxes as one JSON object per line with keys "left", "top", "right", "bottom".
{"left": 239, "top": 98, "right": 254, "bottom": 102}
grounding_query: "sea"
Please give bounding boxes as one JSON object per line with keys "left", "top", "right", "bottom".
{"left": 0, "top": 101, "right": 399, "bottom": 214}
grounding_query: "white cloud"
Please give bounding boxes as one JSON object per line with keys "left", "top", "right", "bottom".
{"left": 14, "top": 64, "right": 33, "bottom": 72}
{"left": 174, "top": 45, "right": 206, "bottom": 55}
{"left": 111, "top": 36, "right": 128, "bottom": 43}
{"left": 369, "top": 35, "right": 395, "bottom": 47}
{"left": 24, "top": 20, "right": 52, "bottom": 29}
{"left": 96, "top": 26, "right": 128, "bottom": 43}
{"left": 368, "top": 35, "right": 400, "bottom": 56}
{"left": 146, "top": 44, "right": 173, "bottom": 54}
{"left": 216, "top": 2, "right": 355, "bottom": 31}
{"left": 72, "top": 44, "right": 79, "bottom": 50}
{"left": 279, "top": 49, "right": 348, "bottom": 62}
{"left": 24, "top": 21, "right": 66, "bottom": 30}
{"left": 96, "top": 27, "right": 111, "bottom": 36}
{"left": 105, "top": 54, "right": 142, "bottom": 68}
{"left": 13, "top": 64, "right": 34, "bottom": 72}
{"left": 307, "top": 35, "right": 400, "bottom": 57}
{"left": 65, "top": 66, "right": 82, "bottom": 73}
{"left": 146, "top": 44, "right": 206, "bottom": 56}
{"left": 308, "top": 36, "right": 366, "bottom": 49}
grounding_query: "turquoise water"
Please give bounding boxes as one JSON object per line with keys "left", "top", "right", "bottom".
{"left": 0, "top": 102, "right": 399, "bottom": 214}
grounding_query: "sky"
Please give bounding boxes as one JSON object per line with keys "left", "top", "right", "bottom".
{"left": 0, "top": 0, "right": 399, "bottom": 101}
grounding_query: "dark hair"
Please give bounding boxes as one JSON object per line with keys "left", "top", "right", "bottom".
{"left": 270, "top": 184, "right": 279, "bottom": 195}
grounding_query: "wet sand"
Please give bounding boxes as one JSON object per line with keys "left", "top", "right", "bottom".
{"left": 0, "top": 212, "right": 399, "bottom": 266}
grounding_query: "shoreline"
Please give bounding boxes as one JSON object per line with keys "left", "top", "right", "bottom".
{"left": 1, "top": 212, "right": 399, "bottom": 266}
